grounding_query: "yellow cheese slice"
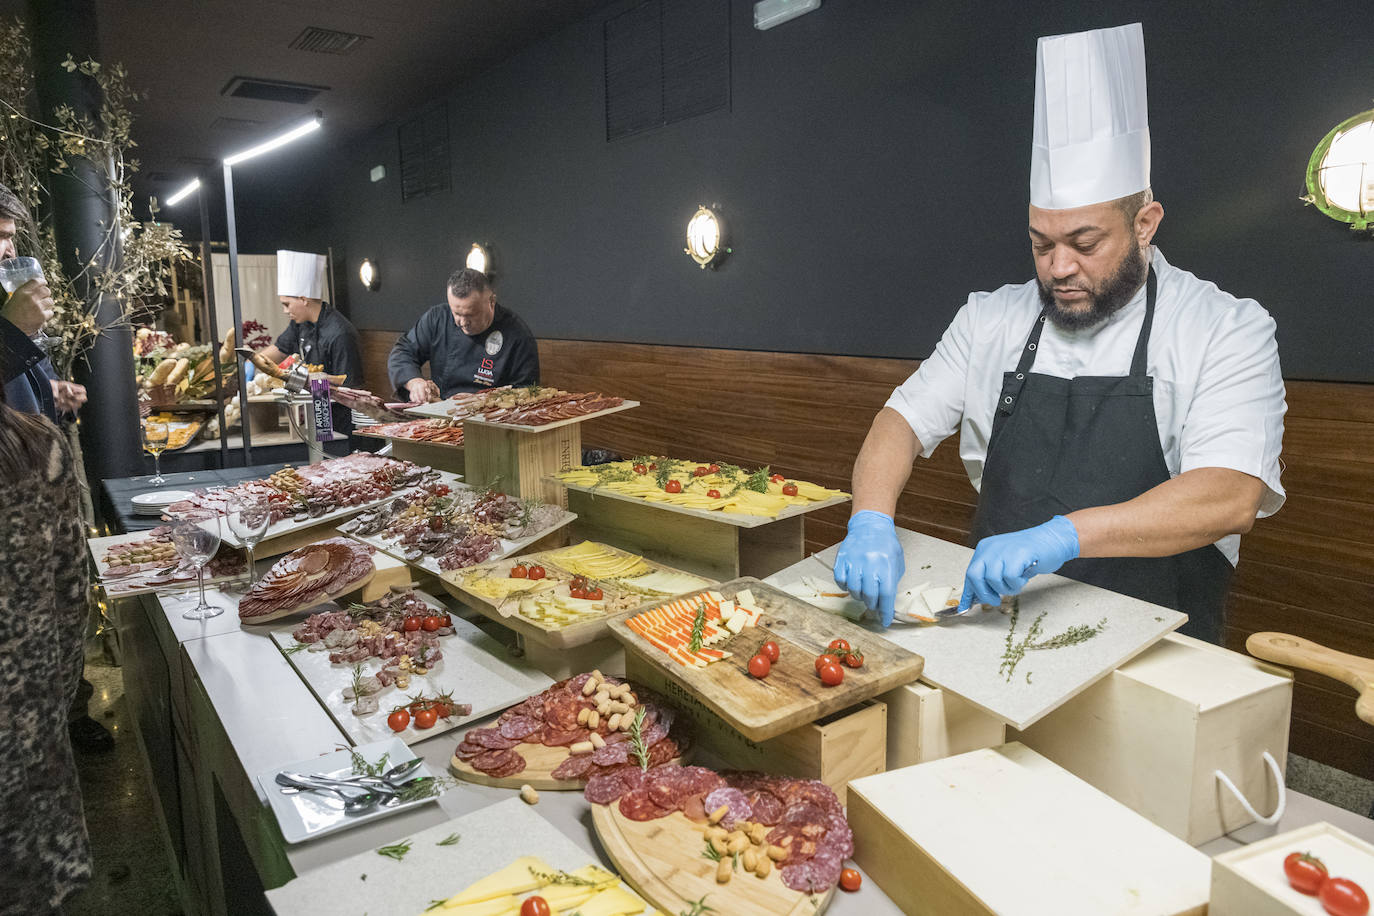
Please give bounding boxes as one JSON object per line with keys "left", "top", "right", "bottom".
{"left": 440, "top": 893, "right": 519, "bottom": 913}
{"left": 571, "top": 886, "right": 646, "bottom": 916}
{"left": 444, "top": 856, "right": 549, "bottom": 906}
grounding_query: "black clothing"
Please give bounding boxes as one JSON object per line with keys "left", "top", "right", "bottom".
{"left": 387, "top": 302, "right": 539, "bottom": 399}
{"left": 969, "top": 268, "right": 1232, "bottom": 645}
{"left": 1, "top": 316, "right": 55, "bottom": 421}
{"left": 273, "top": 302, "right": 363, "bottom": 388}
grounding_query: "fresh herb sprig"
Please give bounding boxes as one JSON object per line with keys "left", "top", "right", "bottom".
{"left": 282, "top": 642, "right": 309, "bottom": 655}
{"left": 346, "top": 746, "right": 391, "bottom": 778}
{"left": 436, "top": 833, "right": 461, "bottom": 846}
{"left": 376, "top": 838, "right": 412, "bottom": 861}
{"left": 686, "top": 599, "right": 709, "bottom": 654}
{"left": 743, "top": 466, "right": 771, "bottom": 493}
{"left": 998, "top": 598, "right": 1107, "bottom": 682}
{"left": 680, "top": 895, "right": 717, "bottom": 916}
{"left": 628, "top": 706, "right": 651, "bottom": 772}
{"left": 653, "top": 459, "right": 683, "bottom": 490}
{"left": 528, "top": 866, "right": 597, "bottom": 887}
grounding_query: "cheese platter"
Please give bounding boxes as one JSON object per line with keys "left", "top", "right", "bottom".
{"left": 271, "top": 588, "right": 553, "bottom": 746}
{"left": 442, "top": 540, "right": 714, "bottom": 649}
{"left": 607, "top": 577, "right": 923, "bottom": 742}
{"left": 87, "top": 528, "right": 246, "bottom": 597}
{"left": 339, "top": 483, "right": 576, "bottom": 579}
{"left": 587, "top": 764, "right": 855, "bottom": 915}
{"left": 264, "top": 796, "right": 654, "bottom": 916}
{"left": 449, "top": 670, "right": 690, "bottom": 790}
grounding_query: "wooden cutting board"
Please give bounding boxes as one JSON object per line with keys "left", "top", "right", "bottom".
{"left": 607, "top": 577, "right": 923, "bottom": 742}
{"left": 592, "top": 803, "right": 831, "bottom": 916}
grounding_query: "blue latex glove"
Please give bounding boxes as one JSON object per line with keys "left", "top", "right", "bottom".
{"left": 958, "top": 515, "right": 1080, "bottom": 612}
{"left": 833, "top": 510, "right": 905, "bottom": 626}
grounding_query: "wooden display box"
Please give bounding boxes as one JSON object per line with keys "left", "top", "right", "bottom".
{"left": 465, "top": 417, "right": 577, "bottom": 507}
{"left": 625, "top": 654, "right": 885, "bottom": 805}
{"left": 1212, "top": 822, "right": 1374, "bottom": 916}
{"left": 847, "top": 743, "right": 1211, "bottom": 916}
{"left": 1013, "top": 632, "right": 1293, "bottom": 845}
{"left": 879, "top": 680, "right": 1007, "bottom": 770}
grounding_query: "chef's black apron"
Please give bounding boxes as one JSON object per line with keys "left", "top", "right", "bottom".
{"left": 969, "top": 268, "right": 1232, "bottom": 644}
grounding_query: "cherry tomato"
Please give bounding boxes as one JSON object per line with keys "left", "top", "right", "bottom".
{"left": 839, "top": 868, "right": 862, "bottom": 892}
{"left": 769, "top": 473, "right": 785, "bottom": 483}
{"left": 648, "top": 463, "right": 657, "bottom": 470}
{"left": 414, "top": 708, "right": 439, "bottom": 729}
{"left": 664, "top": 480, "right": 683, "bottom": 494}
{"left": 693, "top": 466, "right": 709, "bottom": 477}
{"left": 1320, "top": 878, "right": 1370, "bottom": 916}
{"left": 633, "top": 463, "right": 648, "bottom": 475}
{"left": 570, "top": 586, "right": 587, "bottom": 600}
{"left": 760, "top": 641, "right": 780, "bottom": 663}
{"left": 815, "top": 653, "right": 841, "bottom": 673}
{"left": 828, "top": 638, "right": 851, "bottom": 653}
{"left": 510, "top": 564, "right": 528, "bottom": 579}
{"left": 527, "top": 565, "right": 547, "bottom": 580}
{"left": 843, "top": 649, "right": 865, "bottom": 668}
{"left": 386, "top": 709, "right": 410, "bottom": 732}
{"left": 441, "top": 614, "right": 452, "bottom": 627}
{"left": 818, "top": 662, "right": 844, "bottom": 686}
{"left": 748, "top": 654, "right": 771, "bottom": 678}
{"left": 1285, "top": 851, "right": 1328, "bottom": 895}
{"left": 520, "top": 898, "right": 552, "bottom": 916}
{"left": 706, "top": 489, "right": 722, "bottom": 499}
{"left": 782, "top": 483, "right": 799, "bottom": 496}
{"left": 432, "top": 700, "right": 451, "bottom": 718}
{"left": 422, "top": 615, "right": 443, "bottom": 632}
{"left": 708, "top": 464, "right": 720, "bottom": 473}
{"left": 586, "top": 586, "right": 604, "bottom": 601}
{"left": 403, "top": 616, "right": 422, "bottom": 632}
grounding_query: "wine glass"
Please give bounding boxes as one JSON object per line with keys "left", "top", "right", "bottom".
{"left": 171, "top": 514, "right": 224, "bottom": 620}
{"left": 0, "top": 257, "right": 58, "bottom": 350}
{"left": 142, "top": 415, "right": 169, "bottom": 486}
{"left": 225, "top": 493, "right": 271, "bottom": 585}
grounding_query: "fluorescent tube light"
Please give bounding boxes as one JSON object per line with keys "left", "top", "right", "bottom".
{"left": 223, "top": 114, "right": 322, "bottom": 166}
{"left": 164, "top": 178, "right": 201, "bottom": 206}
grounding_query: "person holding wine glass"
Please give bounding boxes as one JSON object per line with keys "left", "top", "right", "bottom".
{"left": 171, "top": 512, "right": 225, "bottom": 620}
{"left": 225, "top": 492, "right": 271, "bottom": 584}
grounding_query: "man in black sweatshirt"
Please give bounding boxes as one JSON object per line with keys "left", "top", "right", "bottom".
{"left": 387, "top": 268, "right": 539, "bottom": 402}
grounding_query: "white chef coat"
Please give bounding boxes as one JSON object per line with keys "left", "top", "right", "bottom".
{"left": 885, "top": 247, "right": 1286, "bottom": 565}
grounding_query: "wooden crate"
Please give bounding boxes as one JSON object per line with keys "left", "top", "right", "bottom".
{"left": 464, "top": 418, "right": 578, "bottom": 507}
{"left": 1212, "top": 822, "right": 1374, "bottom": 916}
{"left": 625, "top": 654, "right": 885, "bottom": 805}
{"left": 879, "top": 680, "right": 1006, "bottom": 770}
{"left": 1013, "top": 632, "right": 1293, "bottom": 844}
{"left": 847, "top": 743, "right": 1211, "bottom": 916}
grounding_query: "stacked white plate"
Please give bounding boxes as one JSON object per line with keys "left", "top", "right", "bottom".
{"left": 130, "top": 489, "right": 194, "bottom": 516}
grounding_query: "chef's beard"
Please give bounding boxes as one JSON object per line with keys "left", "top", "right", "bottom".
{"left": 1037, "top": 248, "right": 1148, "bottom": 331}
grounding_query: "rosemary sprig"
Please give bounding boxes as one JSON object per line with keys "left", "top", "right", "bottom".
{"left": 628, "top": 706, "right": 651, "bottom": 772}
{"left": 686, "top": 598, "right": 708, "bottom": 654}
{"left": 528, "top": 866, "right": 597, "bottom": 887}
{"left": 743, "top": 466, "right": 771, "bottom": 493}
{"left": 425, "top": 900, "right": 445, "bottom": 912}
{"left": 680, "top": 895, "right": 717, "bottom": 916}
{"left": 376, "top": 838, "right": 412, "bottom": 861}
{"left": 282, "top": 642, "right": 308, "bottom": 655}
{"left": 435, "top": 833, "right": 461, "bottom": 846}
{"left": 701, "top": 840, "right": 722, "bottom": 862}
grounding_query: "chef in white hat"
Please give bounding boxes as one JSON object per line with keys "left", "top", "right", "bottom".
{"left": 833, "top": 23, "right": 1286, "bottom": 644}
{"left": 258, "top": 249, "right": 363, "bottom": 389}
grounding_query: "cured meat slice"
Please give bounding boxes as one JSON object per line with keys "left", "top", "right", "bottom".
{"left": 780, "top": 780, "right": 844, "bottom": 817}
{"left": 466, "top": 728, "right": 522, "bottom": 750}
{"left": 591, "top": 740, "right": 631, "bottom": 767}
{"left": 782, "top": 856, "right": 843, "bottom": 894}
{"left": 746, "top": 790, "right": 785, "bottom": 826}
{"left": 618, "top": 789, "right": 671, "bottom": 822}
{"left": 542, "top": 696, "right": 585, "bottom": 730}
{"left": 454, "top": 741, "right": 485, "bottom": 761}
{"left": 550, "top": 753, "right": 595, "bottom": 782}
{"left": 584, "top": 770, "right": 630, "bottom": 805}
{"left": 822, "top": 812, "right": 854, "bottom": 858}
{"left": 645, "top": 736, "right": 680, "bottom": 767}
{"left": 498, "top": 715, "right": 540, "bottom": 741}
{"left": 702, "top": 787, "right": 753, "bottom": 829}
{"left": 780, "top": 801, "right": 827, "bottom": 828}
{"left": 540, "top": 727, "right": 584, "bottom": 747}
{"left": 472, "top": 748, "right": 526, "bottom": 778}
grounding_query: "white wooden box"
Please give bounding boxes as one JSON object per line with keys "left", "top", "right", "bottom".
{"left": 879, "top": 679, "right": 1006, "bottom": 769}
{"left": 1014, "top": 632, "right": 1293, "bottom": 844}
{"left": 1212, "top": 822, "right": 1374, "bottom": 916}
{"left": 847, "top": 742, "right": 1211, "bottom": 916}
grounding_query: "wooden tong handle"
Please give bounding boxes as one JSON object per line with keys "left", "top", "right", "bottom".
{"left": 1247, "top": 631, "right": 1374, "bottom": 727}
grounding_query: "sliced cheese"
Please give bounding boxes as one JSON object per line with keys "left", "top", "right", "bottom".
{"left": 921, "top": 586, "right": 955, "bottom": 615}
{"left": 570, "top": 886, "right": 646, "bottom": 916}
{"left": 444, "top": 856, "right": 548, "bottom": 906}
{"left": 734, "top": 588, "right": 756, "bottom": 608}
{"left": 440, "top": 894, "right": 519, "bottom": 913}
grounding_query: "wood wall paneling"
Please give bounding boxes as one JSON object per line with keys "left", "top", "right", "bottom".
{"left": 357, "top": 332, "right": 1374, "bottom": 779}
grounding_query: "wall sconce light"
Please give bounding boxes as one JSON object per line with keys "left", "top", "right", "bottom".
{"left": 1303, "top": 107, "right": 1374, "bottom": 230}
{"left": 465, "top": 242, "right": 490, "bottom": 275}
{"left": 685, "top": 204, "right": 730, "bottom": 269}
{"left": 359, "top": 258, "right": 379, "bottom": 290}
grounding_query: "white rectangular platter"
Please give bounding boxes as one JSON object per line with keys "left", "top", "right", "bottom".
{"left": 255, "top": 737, "right": 439, "bottom": 844}
{"left": 345, "top": 507, "right": 577, "bottom": 579}
{"left": 270, "top": 591, "right": 553, "bottom": 746}
{"left": 87, "top": 530, "right": 245, "bottom": 598}
{"left": 780, "top": 528, "right": 1185, "bottom": 730}
{"left": 403, "top": 397, "right": 638, "bottom": 430}
{"left": 557, "top": 478, "right": 851, "bottom": 529}
{"left": 266, "top": 797, "right": 651, "bottom": 916}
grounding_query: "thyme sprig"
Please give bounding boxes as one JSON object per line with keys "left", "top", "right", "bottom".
{"left": 528, "top": 866, "right": 597, "bottom": 887}
{"left": 628, "top": 706, "right": 651, "bottom": 772}
{"left": 653, "top": 459, "right": 683, "bottom": 490}
{"left": 346, "top": 745, "right": 391, "bottom": 778}
{"left": 998, "top": 599, "right": 1107, "bottom": 682}
{"left": 743, "top": 466, "right": 771, "bottom": 493}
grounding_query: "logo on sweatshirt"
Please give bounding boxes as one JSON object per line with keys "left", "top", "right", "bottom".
{"left": 475, "top": 357, "right": 495, "bottom": 386}
{"left": 484, "top": 330, "right": 503, "bottom": 356}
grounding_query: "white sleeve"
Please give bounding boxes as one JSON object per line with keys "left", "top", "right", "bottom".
{"left": 884, "top": 297, "right": 976, "bottom": 458}
{"left": 1178, "top": 300, "right": 1287, "bottom": 517}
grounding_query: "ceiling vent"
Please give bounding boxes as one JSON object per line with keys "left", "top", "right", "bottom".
{"left": 210, "top": 116, "right": 264, "bottom": 132}
{"left": 288, "top": 26, "right": 372, "bottom": 55}
{"left": 221, "top": 76, "right": 328, "bottom": 105}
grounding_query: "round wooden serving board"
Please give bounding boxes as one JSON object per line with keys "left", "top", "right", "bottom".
{"left": 450, "top": 741, "right": 686, "bottom": 791}
{"left": 591, "top": 803, "right": 832, "bottom": 916}
{"left": 237, "top": 564, "right": 376, "bottom": 625}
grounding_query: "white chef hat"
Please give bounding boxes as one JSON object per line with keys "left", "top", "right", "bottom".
{"left": 1030, "top": 22, "right": 1150, "bottom": 210}
{"left": 276, "top": 249, "right": 327, "bottom": 299}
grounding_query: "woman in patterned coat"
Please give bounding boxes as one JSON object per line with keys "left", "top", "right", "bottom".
{"left": 0, "top": 358, "right": 91, "bottom": 914}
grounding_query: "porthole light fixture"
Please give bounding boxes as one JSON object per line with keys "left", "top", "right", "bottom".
{"left": 359, "top": 258, "right": 379, "bottom": 290}
{"left": 1303, "top": 108, "right": 1374, "bottom": 230}
{"left": 685, "top": 204, "right": 730, "bottom": 269}
{"left": 465, "top": 242, "right": 490, "bottom": 274}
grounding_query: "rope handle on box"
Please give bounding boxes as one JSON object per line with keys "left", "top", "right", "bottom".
{"left": 1214, "top": 750, "right": 1286, "bottom": 827}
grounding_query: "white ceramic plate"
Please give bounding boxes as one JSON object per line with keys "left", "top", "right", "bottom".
{"left": 131, "top": 489, "right": 194, "bottom": 513}
{"left": 254, "top": 736, "right": 439, "bottom": 844}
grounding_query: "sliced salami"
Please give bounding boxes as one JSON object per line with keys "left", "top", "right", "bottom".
{"left": 467, "top": 728, "right": 522, "bottom": 749}
{"left": 702, "top": 787, "right": 753, "bottom": 828}
{"left": 618, "top": 789, "right": 671, "bottom": 822}
{"left": 780, "top": 801, "right": 827, "bottom": 828}
{"left": 782, "top": 779, "right": 844, "bottom": 816}
{"left": 782, "top": 856, "right": 842, "bottom": 894}
{"left": 498, "top": 715, "right": 540, "bottom": 741}
{"left": 591, "top": 741, "right": 631, "bottom": 767}
{"left": 540, "top": 726, "right": 584, "bottom": 747}
{"left": 543, "top": 696, "right": 584, "bottom": 730}
{"left": 746, "top": 790, "right": 785, "bottom": 825}
{"left": 645, "top": 736, "right": 680, "bottom": 767}
{"left": 454, "top": 741, "right": 485, "bottom": 761}
{"left": 550, "top": 753, "right": 596, "bottom": 782}
{"left": 584, "top": 769, "right": 630, "bottom": 805}
{"left": 822, "top": 813, "right": 855, "bottom": 858}
{"left": 472, "top": 747, "right": 526, "bottom": 778}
